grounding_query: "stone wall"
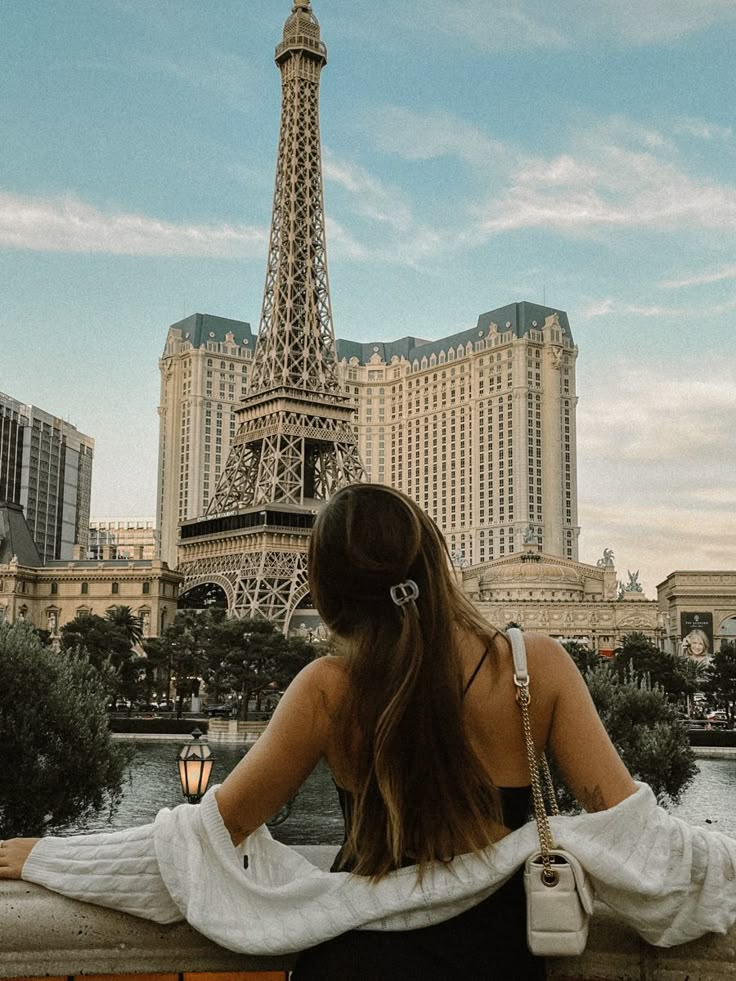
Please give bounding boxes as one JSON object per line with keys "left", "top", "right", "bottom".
{"left": 2, "top": 846, "right": 735, "bottom": 981}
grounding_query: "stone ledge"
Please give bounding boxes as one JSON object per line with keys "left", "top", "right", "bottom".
{"left": 2, "top": 846, "right": 735, "bottom": 980}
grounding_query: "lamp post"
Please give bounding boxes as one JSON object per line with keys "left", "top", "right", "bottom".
{"left": 177, "top": 728, "right": 214, "bottom": 804}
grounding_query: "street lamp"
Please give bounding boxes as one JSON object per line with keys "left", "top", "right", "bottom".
{"left": 177, "top": 728, "right": 214, "bottom": 803}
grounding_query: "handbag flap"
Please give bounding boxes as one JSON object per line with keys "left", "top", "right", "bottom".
{"left": 550, "top": 849, "right": 595, "bottom": 915}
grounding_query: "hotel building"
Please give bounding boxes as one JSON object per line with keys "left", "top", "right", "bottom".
{"left": 157, "top": 302, "right": 579, "bottom": 572}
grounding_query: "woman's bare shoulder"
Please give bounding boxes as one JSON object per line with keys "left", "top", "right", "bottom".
{"left": 510, "top": 632, "right": 578, "bottom": 693}
{"left": 297, "top": 654, "right": 350, "bottom": 704}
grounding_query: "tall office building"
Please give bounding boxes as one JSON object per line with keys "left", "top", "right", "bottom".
{"left": 88, "top": 517, "right": 158, "bottom": 560}
{"left": 157, "top": 302, "right": 579, "bottom": 571}
{"left": 0, "top": 391, "right": 94, "bottom": 562}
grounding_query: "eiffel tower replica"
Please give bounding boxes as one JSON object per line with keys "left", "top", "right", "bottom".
{"left": 177, "top": 0, "right": 365, "bottom": 628}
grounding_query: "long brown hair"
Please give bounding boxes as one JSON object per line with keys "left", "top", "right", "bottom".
{"left": 308, "top": 483, "right": 503, "bottom": 880}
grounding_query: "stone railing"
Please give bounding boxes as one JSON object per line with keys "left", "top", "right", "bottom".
{"left": 2, "top": 846, "right": 734, "bottom": 981}
{"left": 207, "top": 719, "right": 269, "bottom": 743}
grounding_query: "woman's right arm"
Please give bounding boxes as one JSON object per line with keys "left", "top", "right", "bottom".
{"left": 540, "top": 640, "right": 637, "bottom": 812}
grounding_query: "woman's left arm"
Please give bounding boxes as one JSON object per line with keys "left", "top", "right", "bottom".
{"left": 215, "top": 657, "right": 334, "bottom": 845}
{"left": 0, "top": 838, "right": 40, "bottom": 879}
{"left": 0, "top": 658, "right": 333, "bottom": 878}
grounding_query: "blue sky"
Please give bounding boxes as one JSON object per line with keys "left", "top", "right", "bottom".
{"left": 2, "top": 0, "right": 735, "bottom": 595}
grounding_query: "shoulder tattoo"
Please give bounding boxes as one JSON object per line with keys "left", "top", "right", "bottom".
{"left": 580, "top": 784, "right": 606, "bottom": 813}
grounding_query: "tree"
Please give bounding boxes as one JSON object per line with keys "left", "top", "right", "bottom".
{"left": 60, "top": 613, "right": 145, "bottom": 706}
{"left": 581, "top": 665, "right": 697, "bottom": 806}
{"left": 105, "top": 605, "right": 144, "bottom": 648}
{"left": 0, "top": 622, "right": 132, "bottom": 836}
{"left": 151, "top": 610, "right": 213, "bottom": 717}
{"left": 205, "top": 616, "right": 315, "bottom": 719}
{"left": 60, "top": 613, "right": 131, "bottom": 668}
{"left": 613, "top": 632, "right": 705, "bottom": 709}
{"left": 561, "top": 640, "right": 608, "bottom": 677}
{"left": 705, "top": 641, "right": 736, "bottom": 725}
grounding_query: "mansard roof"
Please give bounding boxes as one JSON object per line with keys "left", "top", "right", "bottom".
{"left": 476, "top": 302, "right": 573, "bottom": 344}
{"left": 167, "top": 314, "right": 256, "bottom": 351}
{"left": 0, "top": 501, "right": 42, "bottom": 567}
{"left": 335, "top": 336, "right": 431, "bottom": 364}
{"left": 336, "top": 302, "right": 573, "bottom": 366}
{"left": 165, "top": 301, "right": 572, "bottom": 365}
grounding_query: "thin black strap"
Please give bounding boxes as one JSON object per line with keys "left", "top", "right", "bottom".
{"left": 463, "top": 646, "right": 489, "bottom": 697}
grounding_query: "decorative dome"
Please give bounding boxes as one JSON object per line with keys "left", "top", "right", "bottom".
{"left": 479, "top": 557, "right": 585, "bottom": 599}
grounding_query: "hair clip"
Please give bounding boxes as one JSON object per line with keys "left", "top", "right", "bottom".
{"left": 390, "top": 579, "right": 419, "bottom": 607}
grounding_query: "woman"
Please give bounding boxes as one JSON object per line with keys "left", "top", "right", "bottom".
{"left": 0, "top": 484, "right": 648, "bottom": 976}
{"left": 682, "top": 628, "right": 710, "bottom": 660}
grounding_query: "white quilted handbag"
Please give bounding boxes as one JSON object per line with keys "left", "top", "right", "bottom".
{"left": 507, "top": 628, "right": 594, "bottom": 957}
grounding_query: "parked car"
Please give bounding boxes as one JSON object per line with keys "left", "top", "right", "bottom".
{"left": 134, "top": 701, "right": 159, "bottom": 713}
{"left": 204, "top": 704, "right": 232, "bottom": 718}
{"left": 706, "top": 711, "right": 728, "bottom": 722}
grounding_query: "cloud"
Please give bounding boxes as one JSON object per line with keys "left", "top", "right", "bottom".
{"left": 660, "top": 263, "right": 736, "bottom": 289}
{"left": 325, "top": 217, "right": 372, "bottom": 261}
{"left": 576, "top": 357, "right": 736, "bottom": 591}
{"left": 673, "top": 116, "right": 734, "bottom": 142}
{"left": 332, "top": 108, "right": 736, "bottom": 266}
{"left": 323, "top": 149, "right": 447, "bottom": 266}
{"left": 389, "top": 0, "right": 736, "bottom": 49}
{"left": 323, "top": 149, "right": 413, "bottom": 229}
{"left": 0, "top": 191, "right": 268, "bottom": 257}
{"left": 387, "top": 0, "right": 568, "bottom": 51}
{"left": 582, "top": 0, "right": 736, "bottom": 44}
{"left": 581, "top": 296, "right": 736, "bottom": 318}
{"left": 136, "top": 50, "right": 261, "bottom": 110}
{"left": 366, "top": 107, "right": 511, "bottom": 172}
{"left": 472, "top": 119, "right": 736, "bottom": 238}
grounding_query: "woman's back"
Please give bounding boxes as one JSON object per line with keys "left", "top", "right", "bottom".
{"left": 320, "top": 629, "right": 554, "bottom": 844}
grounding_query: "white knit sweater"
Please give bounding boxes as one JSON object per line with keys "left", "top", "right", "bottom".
{"left": 22, "top": 782, "right": 736, "bottom": 956}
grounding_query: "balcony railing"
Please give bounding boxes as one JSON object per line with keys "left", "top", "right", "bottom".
{"left": 1, "top": 845, "right": 734, "bottom": 980}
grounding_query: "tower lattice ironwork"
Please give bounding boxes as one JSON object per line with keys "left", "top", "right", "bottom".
{"left": 177, "top": 0, "right": 365, "bottom": 628}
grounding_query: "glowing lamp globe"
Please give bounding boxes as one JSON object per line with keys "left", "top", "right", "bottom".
{"left": 177, "top": 728, "right": 214, "bottom": 804}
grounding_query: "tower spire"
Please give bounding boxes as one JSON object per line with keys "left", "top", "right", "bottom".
{"left": 177, "top": 2, "right": 365, "bottom": 629}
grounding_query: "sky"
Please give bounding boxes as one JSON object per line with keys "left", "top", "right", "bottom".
{"left": 2, "top": 0, "right": 735, "bottom": 597}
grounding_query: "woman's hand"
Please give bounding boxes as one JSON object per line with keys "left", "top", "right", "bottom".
{"left": 0, "top": 838, "right": 40, "bottom": 879}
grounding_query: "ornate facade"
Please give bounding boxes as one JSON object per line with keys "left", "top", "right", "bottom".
{"left": 657, "top": 571, "right": 736, "bottom": 656}
{"left": 156, "top": 316, "right": 256, "bottom": 568}
{"left": 158, "top": 302, "right": 580, "bottom": 572}
{"left": 462, "top": 541, "right": 661, "bottom": 651}
{"left": 336, "top": 302, "right": 579, "bottom": 567}
{"left": 0, "top": 502, "right": 181, "bottom": 638}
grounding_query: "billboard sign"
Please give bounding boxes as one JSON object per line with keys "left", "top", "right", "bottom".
{"left": 681, "top": 612, "right": 713, "bottom": 662}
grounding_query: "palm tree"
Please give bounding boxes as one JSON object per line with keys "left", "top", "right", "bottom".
{"left": 105, "top": 605, "right": 144, "bottom": 648}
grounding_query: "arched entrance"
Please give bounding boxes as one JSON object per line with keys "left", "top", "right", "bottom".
{"left": 285, "top": 586, "right": 325, "bottom": 640}
{"left": 719, "top": 615, "right": 736, "bottom": 644}
{"left": 178, "top": 580, "right": 230, "bottom": 611}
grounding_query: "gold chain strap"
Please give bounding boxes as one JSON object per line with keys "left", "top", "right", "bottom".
{"left": 515, "top": 680, "right": 559, "bottom": 885}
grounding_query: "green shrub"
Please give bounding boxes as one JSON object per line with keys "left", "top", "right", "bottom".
{"left": 0, "top": 623, "right": 133, "bottom": 836}
{"left": 582, "top": 665, "right": 697, "bottom": 806}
